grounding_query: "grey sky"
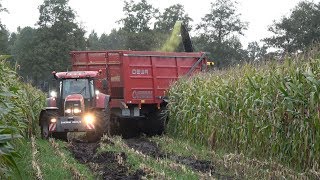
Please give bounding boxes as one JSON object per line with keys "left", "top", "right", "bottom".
{"left": 1, "top": 0, "right": 316, "bottom": 46}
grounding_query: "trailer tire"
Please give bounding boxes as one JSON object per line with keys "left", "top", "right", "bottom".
{"left": 144, "top": 106, "right": 168, "bottom": 135}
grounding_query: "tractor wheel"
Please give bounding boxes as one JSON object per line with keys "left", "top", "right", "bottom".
{"left": 86, "top": 110, "right": 110, "bottom": 142}
{"left": 86, "top": 131, "right": 100, "bottom": 142}
{"left": 41, "top": 120, "right": 50, "bottom": 139}
{"left": 52, "top": 132, "right": 68, "bottom": 141}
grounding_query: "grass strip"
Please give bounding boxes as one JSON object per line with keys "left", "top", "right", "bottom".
{"left": 49, "top": 138, "right": 86, "bottom": 180}
{"left": 31, "top": 136, "right": 43, "bottom": 180}
{"left": 151, "top": 135, "right": 311, "bottom": 179}
{"left": 100, "top": 135, "right": 206, "bottom": 179}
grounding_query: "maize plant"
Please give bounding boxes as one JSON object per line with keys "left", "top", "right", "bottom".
{"left": 0, "top": 56, "right": 45, "bottom": 178}
{"left": 168, "top": 57, "right": 320, "bottom": 171}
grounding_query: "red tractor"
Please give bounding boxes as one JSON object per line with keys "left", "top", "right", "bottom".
{"left": 39, "top": 71, "right": 110, "bottom": 141}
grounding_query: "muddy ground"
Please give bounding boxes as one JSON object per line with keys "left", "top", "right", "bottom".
{"left": 68, "top": 136, "right": 233, "bottom": 179}
{"left": 68, "top": 139, "right": 145, "bottom": 179}
{"left": 125, "top": 138, "right": 233, "bottom": 179}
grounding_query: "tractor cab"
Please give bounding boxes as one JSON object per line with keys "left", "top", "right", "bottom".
{"left": 51, "top": 71, "right": 100, "bottom": 115}
{"left": 38, "top": 70, "right": 110, "bottom": 141}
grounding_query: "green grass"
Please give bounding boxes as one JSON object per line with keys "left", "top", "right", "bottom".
{"left": 100, "top": 136, "right": 200, "bottom": 179}
{"left": 13, "top": 138, "right": 95, "bottom": 180}
{"left": 36, "top": 139, "right": 73, "bottom": 179}
{"left": 12, "top": 140, "right": 33, "bottom": 179}
{"left": 150, "top": 135, "right": 214, "bottom": 160}
{"left": 151, "top": 135, "right": 310, "bottom": 179}
{"left": 56, "top": 140, "right": 96, "bottom": 180}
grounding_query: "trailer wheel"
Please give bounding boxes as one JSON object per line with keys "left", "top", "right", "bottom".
{"left": 41, "top": 120, "right": 50, "bottom": 139}
{"left": 144, "top": 106, "right": 168, "bottom": 135}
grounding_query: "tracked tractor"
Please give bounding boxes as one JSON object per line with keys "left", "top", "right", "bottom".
{"left": 39, "top": 71, "right": 110, "bottom": 141}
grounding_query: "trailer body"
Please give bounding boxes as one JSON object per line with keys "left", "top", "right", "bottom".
{"left": 70, "top": 50, "right": 207, "bottom": 135}
{"left": 71, "top": 51, "right": 206, "bottom": 110}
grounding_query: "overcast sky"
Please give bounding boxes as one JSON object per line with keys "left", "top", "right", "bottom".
{"left": 1, "top": 0, "right": 317, "bottom": 46}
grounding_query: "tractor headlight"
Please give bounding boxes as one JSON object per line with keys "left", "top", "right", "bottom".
{"left": 50, "top": 118, "right": 57, "bottom": 123}
{"left": 65, "top": 109, "right": 72, "bottom": 114}
{"left": 50, "top": 91, "right": 57, "bottom": 98}
{"left": 84, "top": 114, "right": 95, "bottom": 124}
{"left": 73, "top": 108, "right": 81, "bottom": 114}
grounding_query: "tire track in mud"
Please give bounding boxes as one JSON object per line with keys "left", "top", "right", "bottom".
{"left": 68, "top": 139, "right": 145, "bottom": 179}
{"left": 124, "top": 137, "right": 234, "bottom": 179}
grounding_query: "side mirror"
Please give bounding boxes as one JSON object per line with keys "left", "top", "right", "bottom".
{"left": 42, "top": 81, "right": 49, "bottom": 92}
{"left": 49, "top": 79, "right": 59, "bottom": 97}
{"left": 102, "top": 79, "right": 108, "bottom": 90}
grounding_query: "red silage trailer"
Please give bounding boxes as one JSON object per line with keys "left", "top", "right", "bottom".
{"left": 70, "top": 50, "right": 207, "bottom": 135}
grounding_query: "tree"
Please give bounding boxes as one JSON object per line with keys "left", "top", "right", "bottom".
{"left": 265, "top": 1, "right": 320, "bottom": 53}
{"left": 246, "top": 41, "right": 267, "bottom": 61}
{"left": 31, "top": 0, "right": 86, "bottom": 85}
{"left": 195, "top": 0, "right": 248, "bottom": 67}
{"left": 0, "top": 1, "right": 8, "bottom": 28}
{"left": 99, "top": 29, "right": 127, "bottom": 50}
{"left": 118, "top": 0, "right": 158, "bottom": 33}
{"left": 116, "top": 0, "right": 164, "bottom": 51}
{"left": 0, "top": 1, "right": 8, "bottom": 54}
{"left": 11, "top": 27, "right": 38, "bottom": 79}
{"left": 0, "top": 28, "right": 9, "bottom": 54}
{"left": 87, "top": 30, "right": 100, "bottom": 50}
{"left": 154, "top": 4, "right": 193, "bottom": 32}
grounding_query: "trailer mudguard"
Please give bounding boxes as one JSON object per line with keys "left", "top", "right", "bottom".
{"left": 95, "top": 93, "right": 110, "bottom": 109}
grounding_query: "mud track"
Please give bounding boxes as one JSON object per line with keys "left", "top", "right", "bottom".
{"left": 125, "top": 137, "right": 233, "bottom": 179}
{"left": 68, "top": 136, "right": 233, "bottom": 179}
{"left": 68, "top": 139, "right": 145, "bottom": 179}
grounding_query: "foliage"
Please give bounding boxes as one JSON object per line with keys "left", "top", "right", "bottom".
{"left": 0, "top": 56, "right": 45, "bottom": 178}
{"left": 154, "top": 4, "right": 193, "bottom": 32}
{"left": 246, "top": 41, "right": 268, "bottom": 62}
{"left": 168, "top": 54, "right": 320, "bottom": 172}
{"left": 265, "top": 1, "right": 320, "bottom": 53}
{"left": 11, "top": 27, "right": 37, "bottom": 80}
{"left": 0, "top": 1, "right": 8, "bottom": 29}
{"left": 0, "top": 28, "right": 9, "bottom": 54}
{"left": 0, "top": 0, "right": 9, "bottom": 55}
{"left": 99, "top": 29, "right": 127, "bottom": 50}
{"left": 118, "top": 0, "right": 158, "bottom": 33}
{"left": 87, "top": 30, "right": 100, "bottom": 50}
{"left": 195, "top": 0, "right": 248, "bottom": 67}
{"left": 10, "top": 0, "right": 86, "bottom": 86}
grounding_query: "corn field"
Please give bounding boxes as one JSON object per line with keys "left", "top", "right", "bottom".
{"left": 168, "top": 56, "right": 320, "bottom": 171}
{"left": 0, "top": 56, "right": 45, "bottom": 178}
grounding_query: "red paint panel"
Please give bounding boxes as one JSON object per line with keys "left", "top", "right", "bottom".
{"left": 70, "top": 50, "right": 207, "bottom": 108}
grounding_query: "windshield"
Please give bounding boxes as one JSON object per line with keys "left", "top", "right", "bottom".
{"left": 62, "top": 79, "right": 91, "bottom": 99}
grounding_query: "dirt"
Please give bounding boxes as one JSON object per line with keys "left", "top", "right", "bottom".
{"left": 68, "top": 139, "right": 145, "bottom": 180}
{"left": 67, "top": 136, "right": 233, "bottom": 179}
{"left": 125, "top": 137, "right": 234, "bottom": 179}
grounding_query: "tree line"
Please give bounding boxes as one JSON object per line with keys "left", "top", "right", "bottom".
{"left": 0, "top": 0, "right": 320, "bottom": 87}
